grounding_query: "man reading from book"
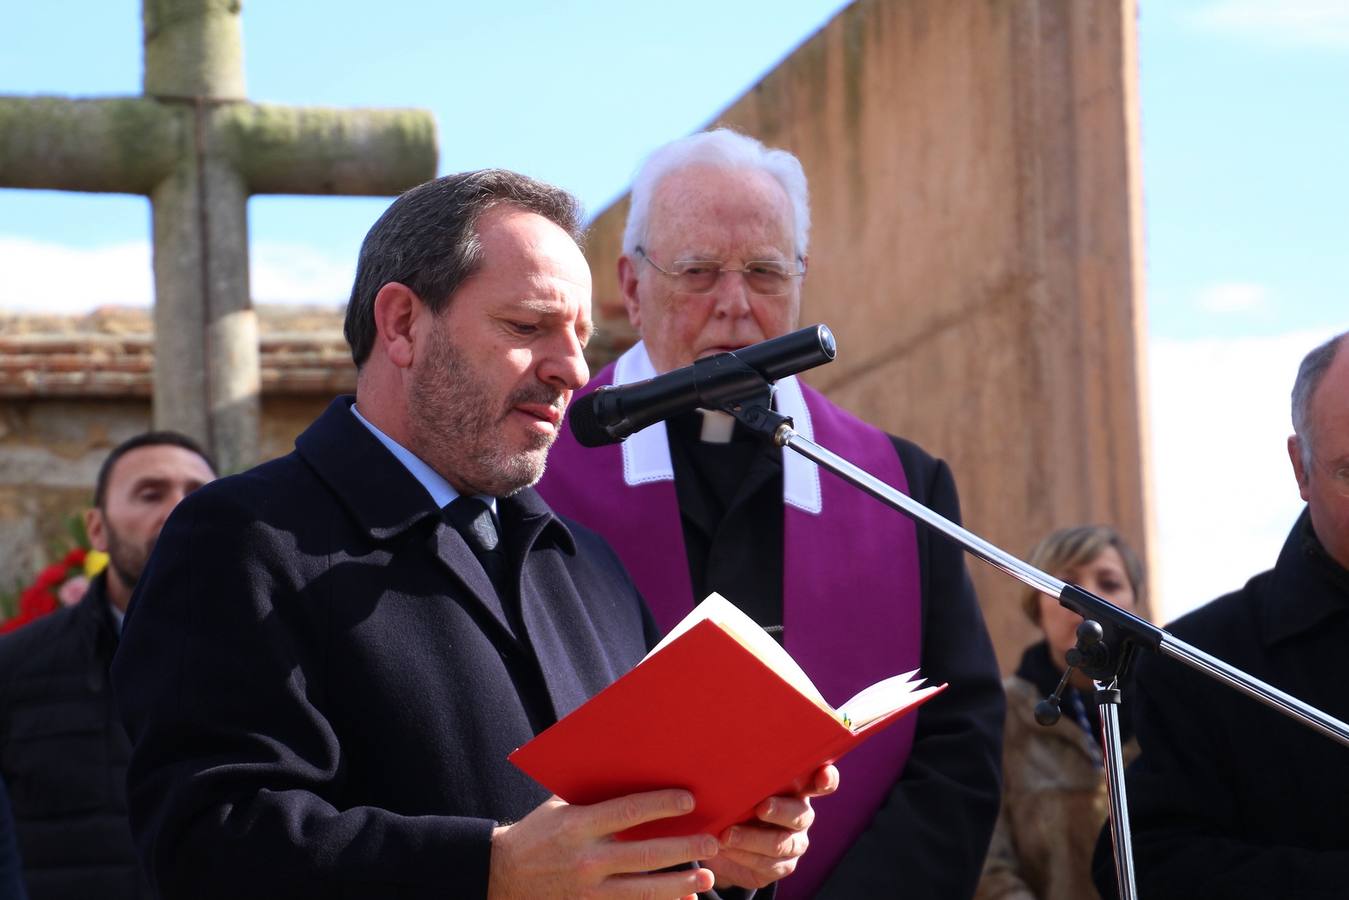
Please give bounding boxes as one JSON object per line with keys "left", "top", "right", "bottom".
{"left": 111, "top": 170, "right": 834, "bottom": 899}
{"left": 538, "top": 129, "right": 1005, "bottom": 899}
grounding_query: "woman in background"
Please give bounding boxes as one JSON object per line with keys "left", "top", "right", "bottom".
{"left": 975, "top": 525, "right": 1145, "bottom": 900}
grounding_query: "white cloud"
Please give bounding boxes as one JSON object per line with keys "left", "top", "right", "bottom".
{"left": 1146, "top": 328, "right": 1347, "bottom": 623}
{"left": 1193, "top": 281, "right": 1268, "bottom": 314}
{"left": 0, "top": 237, "right": 153, "bottom": 311}
{"left": 1188, "top": 0, "right": 1349, "bottom": 49}
{"left": 0, "top": 236, "right": 353, "bottom": 312}
{"left": 249, "top": 242, "right": 355, "bottom": 306}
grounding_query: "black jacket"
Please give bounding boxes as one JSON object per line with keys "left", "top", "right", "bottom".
{"left": 1093, "top": 510, "right": 1349, "bottom": 898}
{"left": 0, "top": 574, "right": 146, "bottom": 900}
{"left": 111, "top": 397, "right": 662, "bottom": 899}
{"left": 0, "top": 774, "right": 27, "bottom": 900}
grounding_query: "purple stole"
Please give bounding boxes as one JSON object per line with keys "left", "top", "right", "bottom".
{"left": 538, "top": 354, "right": 922, "bottom": 899}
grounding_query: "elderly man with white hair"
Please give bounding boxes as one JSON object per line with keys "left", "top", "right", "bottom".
{"left": 540, "top": 129, "right": 1004, "bottom": 899}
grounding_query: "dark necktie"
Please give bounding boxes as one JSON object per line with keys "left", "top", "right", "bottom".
{"left": 442, "top": 496, "right": 508, "bottom": 597}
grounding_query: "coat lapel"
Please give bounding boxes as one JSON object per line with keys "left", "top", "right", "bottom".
{"left": 430, "top": 521, "right": 522, "bottom": 647}
{"left": 296, "top": 396, "right": 522, "bottom": 649}
{"left": 296, "top": 398, "right": 617, "bottom": 717}
{"left": 503, "top": 489, "right": 610, "bottom": 722}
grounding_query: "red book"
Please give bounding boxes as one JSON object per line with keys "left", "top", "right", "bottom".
{"left": 509, "top": 593, "right": 945, "bottom": 840}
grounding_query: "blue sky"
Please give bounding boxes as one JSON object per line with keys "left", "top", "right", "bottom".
{"left": 1140, "top": 2, "right": 1348, "bottom": 339}
{"left": 2, "top": 0, "right": 1348, "bottom": 620}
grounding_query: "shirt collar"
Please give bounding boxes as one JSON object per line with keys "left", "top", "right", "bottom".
{"left": 350, "top": 404, "right": 497, "bottom": 514}
{"left": 613, "top": 340, "right": 823, "bottom": 514}
{"left": 1262, "top": 508, "right": 1349, "bottom": 646}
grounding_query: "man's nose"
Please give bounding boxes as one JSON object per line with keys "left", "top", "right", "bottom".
{"left": 540, "top": 333, "right": 590, "bottom": 392}
{"left": 710, "top": 269, "right": 753, "bottom": 318}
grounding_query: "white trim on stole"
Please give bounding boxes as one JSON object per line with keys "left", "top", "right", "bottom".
{"left": 612, "top": 341, "right": 823, "bottom": 514}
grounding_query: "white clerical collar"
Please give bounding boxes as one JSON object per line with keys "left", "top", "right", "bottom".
{"left": 613, "top": 341, "right": 822, "bottom": 514}
{"left": 350, "top": 403, "right": 497, "bottom": 514}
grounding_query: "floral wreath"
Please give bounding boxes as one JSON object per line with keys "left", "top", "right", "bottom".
{"left": 0, "top": 546, "right": 109, "bottom": 634}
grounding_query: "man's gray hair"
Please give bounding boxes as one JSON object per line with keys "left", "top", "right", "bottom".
{"left": 344, "top": 169, "right": 584, "bottom": 368}
{"left": 622, "top": 128, "right": 811, "bottom": 259}
{"left": 1291, "top": 330, "right": 1348, "bottom": 468}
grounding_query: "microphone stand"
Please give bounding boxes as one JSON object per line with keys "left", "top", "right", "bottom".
{"left": 724, "top": 399, "right": 1349, "bottom": 900}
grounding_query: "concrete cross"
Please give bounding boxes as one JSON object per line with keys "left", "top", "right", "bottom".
{"left": 0, "top": 0, "right": 437, "bottom": 473}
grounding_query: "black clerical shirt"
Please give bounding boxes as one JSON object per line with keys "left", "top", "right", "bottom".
{"left": 666, "top": 409, "right": 786, "bottom": 643}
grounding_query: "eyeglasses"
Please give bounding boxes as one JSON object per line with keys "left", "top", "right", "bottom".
{"left": 634, "top": 246, "right": 803, "bottom": 296}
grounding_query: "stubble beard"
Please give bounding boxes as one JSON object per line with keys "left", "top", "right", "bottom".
{"left": 103, "top": 518, "right": 150, "bottom": 594}
{"left": 408, "top": 331, "right": 565, "bottom": 497}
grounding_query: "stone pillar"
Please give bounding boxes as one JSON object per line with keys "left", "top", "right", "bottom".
{"left": 141, "top": 0, "right": 254, "bottom": 473}
{"left": 143, "top": 0, "right": 248, "bottom": 100}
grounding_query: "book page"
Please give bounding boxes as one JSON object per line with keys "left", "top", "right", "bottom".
{"left": 840, "top": 671, "right": 945, "bottom": 730}
{"left": 643, "top": 593, "right": 832, "bottom": 713}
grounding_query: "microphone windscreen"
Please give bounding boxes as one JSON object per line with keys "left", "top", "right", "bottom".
{"left": 567, "top": 393, "right": 615, "bottom": 448}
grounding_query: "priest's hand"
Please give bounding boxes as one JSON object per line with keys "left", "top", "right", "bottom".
{"left": 488, "top": 790, "right": 718, "bottom": 899}
{"left": 705, "top": 764, "right": 840, "bottom": 890}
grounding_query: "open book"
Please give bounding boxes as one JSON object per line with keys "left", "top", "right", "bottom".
{"left": 509, "top": 593, "right": 945, "bottom": 840}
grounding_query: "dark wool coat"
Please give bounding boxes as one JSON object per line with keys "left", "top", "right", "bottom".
{"left": 0, "top": 774, "right": 26, "bottom": 900}
{"left": 0, "top": 575, "right": 147, "bottom": 900}
{"left": 111, "top": 397, "right": 661, "bottom": 900}
{"left": 1094, "top": 510, "right": 1349, "bottom": 899}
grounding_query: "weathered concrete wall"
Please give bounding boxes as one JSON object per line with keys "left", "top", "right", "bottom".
{"left": 584, "top": 0, "right": 1151, "bottom": 673}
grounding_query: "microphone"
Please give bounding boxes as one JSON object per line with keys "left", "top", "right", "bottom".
{"left": 569, "top": 324, "right": 837, "bottom": 448}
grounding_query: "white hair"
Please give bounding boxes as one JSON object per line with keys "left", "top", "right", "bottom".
{"left": 621, "top": 128, "right": 811, "bottom": 259}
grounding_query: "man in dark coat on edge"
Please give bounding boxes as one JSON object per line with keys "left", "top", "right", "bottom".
{"left": 111, "top": 170, "right": 836, "bottom": 900}
{"left": 0, "top": 431, "right": 216, "bottom": 900}
{"left": 1093, "top": 329, "right": 1349, "bottom": 899}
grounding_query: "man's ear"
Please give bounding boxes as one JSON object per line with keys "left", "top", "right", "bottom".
{"left": 372, "top": 282, "right": 423, "bottom": 369}
{"left": 86, "top": 506, "right": 108, "bottom": 553}
{"left": 1289, "top": 434, "right": 1312, "bottom": 502}
{"left": 618, "top": 255, "right": 642, "bottom": 330}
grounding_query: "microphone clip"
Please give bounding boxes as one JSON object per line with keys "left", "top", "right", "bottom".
{"left": 1035, "top": 619, "right": 1113, "bottom": 727}
{"left": 724, "top": 397, "right": 794, "bottom": 447}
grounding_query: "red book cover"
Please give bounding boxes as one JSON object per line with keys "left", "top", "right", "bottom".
{"left": 509, "top": 616, "right": 945, "bottom": 840}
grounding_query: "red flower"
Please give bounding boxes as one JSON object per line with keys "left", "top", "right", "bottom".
{"left": 33, "top": 562, "right": 69, "bottom": 591}
{"left": 19, "top": 584, "right": 58, "bottom": 618}
{"left": 0, "top": 583, "right": 58, "bottom": 634}
{"left": 1, "top": 542, "right": 92, "bottom": 633}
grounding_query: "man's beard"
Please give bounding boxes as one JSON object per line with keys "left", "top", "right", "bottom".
{"left": 407, "top": 329, "right": 565, "bottom": 497}
{"left": 103, "top": 519, "right": 150, "bottom": 593}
